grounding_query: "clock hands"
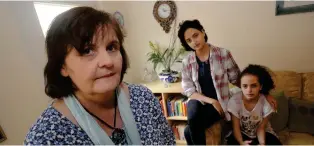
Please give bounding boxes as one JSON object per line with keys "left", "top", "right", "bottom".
{"left": 162, "top": 7, "right": 170, "bottom": 13}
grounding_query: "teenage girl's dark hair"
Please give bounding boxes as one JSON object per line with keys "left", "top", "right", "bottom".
{"left": 238, "top": 64, "right": 275, "bottom": 95}
{"left": 177, "top": 19, "right": 208, "bottom": 51}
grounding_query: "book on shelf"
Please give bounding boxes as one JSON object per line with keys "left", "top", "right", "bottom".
{"left": 172, "top": 123, "right": 187, "bottom": 141}
{"left": 166, "top": 95, "right": 188, "bottom": 117}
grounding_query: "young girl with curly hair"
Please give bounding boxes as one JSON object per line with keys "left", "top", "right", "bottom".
{"left": 227, "top": 64, "right": 282, "bottom": 145}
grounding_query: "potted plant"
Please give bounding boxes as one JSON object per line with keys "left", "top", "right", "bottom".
{"left": 147, "top": 41, "right": 185, "bottom": 83}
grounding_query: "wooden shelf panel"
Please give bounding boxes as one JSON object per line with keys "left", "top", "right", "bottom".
{"left": 176, "top": 140, "right": 187, "bottom": 145}
{"left": 143, "top": 80, "right": 187, "bottom": 145}
{"left": 142, "top": 80, "right": 183, "bottom": 93}
{"left": 167, "top": 116, "right": 187, "bottom": 121}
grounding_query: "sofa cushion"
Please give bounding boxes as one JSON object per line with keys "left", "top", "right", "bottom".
{"left": 277, "top": 129, "right": 290, "bottom": 144}
{"left": 302, "top": 72, "right": 314, "bottom": 102}
{"left": 288, "top": 98, "right": 314, "bottom": 135}
{"left": 286, "top": 132, "right": 314, "bottom": 145}
{"left": 269, "top": 91, "right": 289, "bottom": 133}
{"left": 273, "top": 71, "right": 302, "bottom": 99}
{"left": 229, "top": 83, "right": 241, "bottom": 96}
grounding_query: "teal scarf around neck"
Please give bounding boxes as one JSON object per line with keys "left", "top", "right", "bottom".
{"left": 64, "top": 87, "right": 142, "bottom": 145}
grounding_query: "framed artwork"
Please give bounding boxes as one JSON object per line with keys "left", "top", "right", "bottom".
{"left": 0, "top": 125, "right": 6, "bottom": 143}
{"left": 276, "top": 1, "right": 314, "bottom": 16}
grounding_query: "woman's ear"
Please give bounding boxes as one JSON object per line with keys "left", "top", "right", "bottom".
{"left": 61, "top": 65, "right": 69, "bottom": 77}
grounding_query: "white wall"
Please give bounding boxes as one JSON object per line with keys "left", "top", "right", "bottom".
{"left": 121, "top": 1, "right": 314, "bottom": 83}
{"left": 0, "top": 2, "right": 48, "bottom": 144}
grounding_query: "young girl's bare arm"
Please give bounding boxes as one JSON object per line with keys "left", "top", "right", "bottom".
{"left": 257, "top": 115, "right": 271, "bottom": 145}
{"left": 231, "top": 114, "right": 245, "bottom": 144}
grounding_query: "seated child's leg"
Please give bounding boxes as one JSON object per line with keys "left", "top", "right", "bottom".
{"left": 226, "top": 132, "right": 255, "bottom": 145}
{"left": 226, "top": 133, "right": 239, "bottom": 145}
{"left": 250, "top": 138, "right": 260, "bottom": 145}
{"left": 265, "top": 132, "right": 282, "bottom": 145}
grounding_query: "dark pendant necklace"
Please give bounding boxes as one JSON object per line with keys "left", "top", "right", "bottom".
{"left": 81, "top": 90, "right": 127, "bottom": 145}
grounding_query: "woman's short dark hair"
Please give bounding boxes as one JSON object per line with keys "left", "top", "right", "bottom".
{"left": 238, "top": 64, "right": 275, "bottom": 95}
{"left": 177, "top": 19, "right": 208, "bottom": 51}
{"left": 44, "top": 6, "right": 129, "bottom": 98}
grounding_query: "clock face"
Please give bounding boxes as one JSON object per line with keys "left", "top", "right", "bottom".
{"left": 157, "top": 3, "right": 171, "bottom": 19}
{"left": 153, "top": 0, "right": 177, "bottom": 33}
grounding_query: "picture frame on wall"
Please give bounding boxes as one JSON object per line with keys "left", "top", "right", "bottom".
{"left": 276, "top": 1, "right": 314, "bottom": 16}
{"left": 0, "top": 125, "right": 7, "bottom": 143}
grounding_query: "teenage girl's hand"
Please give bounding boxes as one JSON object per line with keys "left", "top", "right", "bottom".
{"left": 266, "top": 95, "right": 277, "bottom": 111}
{"left": 211, "top": 99, "right": 224, "bottom": 117}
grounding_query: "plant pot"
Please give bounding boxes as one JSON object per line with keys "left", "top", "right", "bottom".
{"left": 158, "top": 70, "right": 180, "bottom": 83}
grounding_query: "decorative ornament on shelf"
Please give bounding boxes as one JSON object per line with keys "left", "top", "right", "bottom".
{"left": 143, "top": 61, "right": 159, "bottom": 82}
{"left": 153, "top": 0, "right": 177, "bottom": 33}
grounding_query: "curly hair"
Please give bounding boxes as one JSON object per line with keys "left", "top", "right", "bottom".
{"left": 177, "top": 19, "right": 208, "bottom": 51}
{"left": 238, "top": 64, "right": 275, "bottom": 95}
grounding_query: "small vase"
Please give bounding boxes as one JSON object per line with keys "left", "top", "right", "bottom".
{"left": 158, "top": 70, "right": 180, "bottom": 83}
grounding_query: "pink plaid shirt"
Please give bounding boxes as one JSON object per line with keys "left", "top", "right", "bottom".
{"left": 181, "top": 44, "right": 240, "bottom": 120}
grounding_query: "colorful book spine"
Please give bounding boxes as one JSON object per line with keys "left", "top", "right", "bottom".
{"left": 166, "top": 96, "right": 188, "bottom": 117}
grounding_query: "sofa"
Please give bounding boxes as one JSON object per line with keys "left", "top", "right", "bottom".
{"left": 270, "top": 71, "right": 314, "bottom": 145}
{"left": 204, "top": 71, "right": 314, "bottom": 145}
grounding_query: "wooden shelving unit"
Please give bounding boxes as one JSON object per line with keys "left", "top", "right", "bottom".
{"left": 176, "top": 140, "right": 187, "bottom": 145}
{"left": 143, "top": 80, "right": 187, "bottom": 145}
{"left": 166, "top": 116, "right": 187, "bottom": 121}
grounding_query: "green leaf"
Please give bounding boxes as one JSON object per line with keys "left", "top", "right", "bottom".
{"left": 153, "top": 62, "right": 158, "bottom": 71}
{"left": 147, "top": 40, "right": 186, "bottom": 71}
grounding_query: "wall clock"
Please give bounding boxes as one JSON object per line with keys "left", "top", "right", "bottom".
{"left": 153, "top": 0, "right": 177, "bottom": 33}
